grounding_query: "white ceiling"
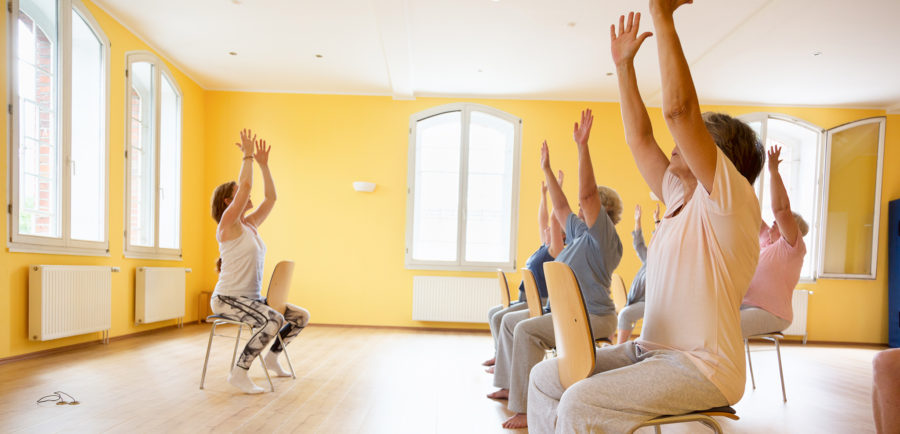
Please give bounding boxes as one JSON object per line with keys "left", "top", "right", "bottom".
{"left": 92, "top": 0, "right": 900, "bottom": 110}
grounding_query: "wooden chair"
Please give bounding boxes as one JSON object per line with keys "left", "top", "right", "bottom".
{"left": 544, "top": 264, "right": 738, "bottom": 433}
{"left": 609, "top": 273, "right": 627, "bottom": 314}
{"left": 543, "top": 262, "right": 596, "bottom": 389}
{"left": 497, "top": 269, "right": 512, "bottom": 308}
{"left": 745, "top": 332, "right": 787, "bottom": 402}
{"left": 520, "top": 268, "right": 544, "bottom": 318}
{"left": 200, "top": 261, "right": 298, "bottom": 391}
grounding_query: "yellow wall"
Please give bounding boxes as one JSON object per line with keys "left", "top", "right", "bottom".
{"left": 203, "top": 92, "right": 896, "bottom": 344}
{"left": 0, "top": 2, "right": 208, "bottom": 358}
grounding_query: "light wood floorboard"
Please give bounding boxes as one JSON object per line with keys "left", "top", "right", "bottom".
{"left": 0, "top": 324, "right": 880, "bottom": 433}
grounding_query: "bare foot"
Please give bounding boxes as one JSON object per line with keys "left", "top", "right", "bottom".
{"left": 487, "top": 389, "right": 509, "bottom": 400}
{"left": 482, "top": 357, "right": 496, "bottom": 366}
{"left": 502, "top": 413, "right": 527, "bottom": 429}
{"left": 485, "top": 366, "right": 495, "bottom": 374}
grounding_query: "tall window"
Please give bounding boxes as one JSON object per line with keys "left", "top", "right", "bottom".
{"left": 406, "top": 104, "right": 521, "bottom": 271}
{"left": 741, "top": 113, "right": 886, "bottom": 281}
{"left": 9, "top": 0, "right": 109, "bottom": 255}
{"left": 124, "top": 52, "right": 182, "bottom": 259}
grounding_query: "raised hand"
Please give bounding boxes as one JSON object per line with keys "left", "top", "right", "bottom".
{"left": 767, "top": 145, "right": 782, "bottom": 172}
{"left": 557, "top": 169, "right": 565, "bottom": 187}
{"left": 235, "top": 128, "right": 257, "bottom": 156}
{"left": 573, "top": 109, "right": 594, "bottom": 147}
{"left": 255, "top": 140, "right": 271, "bottom": 167}
{"left": 541, "top": 181, "right": 548, "bottom": 195}
{"left": 540, "top": 140, "right": 551, "bottom": 171}
{"left": 611, "top": 12, "right": 653, "bottom": 67}
{"left": 649, "top": 0, "right": 693, "bottom": 18}
{"left": 635, "top": 204, "right": 642, "bottom": 222}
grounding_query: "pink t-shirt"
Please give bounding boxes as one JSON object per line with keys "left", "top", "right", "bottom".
{"left": 742, "top": 229, "right": 806, "bottom": 322}
{"left": 637, "top": 148, "right": 761, "bottom": 405}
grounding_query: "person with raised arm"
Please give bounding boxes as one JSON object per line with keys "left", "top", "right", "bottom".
{"left": 483, "top": 173, "right": 565, "bottom": 371}
{"left": 209, "top": 129, "right": 310, "bottom": 394}
{"left": 528, "top": 5, "right": 764, "bottom": 432}
{"left": 741, "top": 145, "right": 809, "bottom": 337}
{"left": 615, "top": 203, "right": 659, "bottom": 345}
{"left": 489, "top": 110, "right": 622, "bottom": 429}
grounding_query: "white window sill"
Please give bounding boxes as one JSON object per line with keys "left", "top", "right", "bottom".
{"left": 405, "top": 263, "right": 517, "bottom": 273}
{"left": 8, "top": 243, "right": 110, "bottom": 257}
{"left": 124, "top": 251, "right": 183, "bottom": 261}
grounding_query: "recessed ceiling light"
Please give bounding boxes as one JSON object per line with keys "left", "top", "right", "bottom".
{"left": 811, "top": 50, "right": 823, "bottom": 57}
{"left": 228, "top": 51, "right": 237, "bottom": 56}
{"left": 477, "top": 68, "right": 483, "bottom": 73}
{"left": 605, "top": 72, "right": 613, "bottom": 77}
{"left": 315, "top": 54, "right": 324, "bottom": 58}
{"left": 567, "top": 22, "right": 576, "bottom": 28}
{"left": 231, "top": 0, "right": 241, "bottom": 4}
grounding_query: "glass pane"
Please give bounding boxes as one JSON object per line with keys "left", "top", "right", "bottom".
{"left": 760, "top": 119, "right": 820, "bottom": 279}
{"left": 412, "top": 112, "right": 461, "bottom": 261}
{"left": 17, "top": 1, "right": 60, "bottom": 238}
{"left": 822, "top": 120, "right": 883, "bottom": 275}
{"left": 129, "top": 61, "right": 155, "bottom": 247}
{"left": 70, "top": 10, "right": 104, "bottom": 242}
{"left": 158, "top": 75, "right": 181, "bottom": 250}
{"left": 464, "top": 111, "right": 515, "bottom": 263}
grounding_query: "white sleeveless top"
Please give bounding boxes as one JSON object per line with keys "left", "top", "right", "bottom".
{"left": 213, "top": 223, "right": 266, "bottom": 298}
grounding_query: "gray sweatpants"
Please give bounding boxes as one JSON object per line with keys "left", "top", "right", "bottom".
{"left": 494, "top": 311, "right": 617, "bottom": 414}
{"left": 488, "top": 302, "right": 527, "bottom": 351}
{"left": 617, "top": 301, "right": 645, "bottom": 332}
{"left": 528, "top": 341, "right": 728, "bottom": 433}
{"left": 740, "top": 304, "right": 791, "bottom": 338}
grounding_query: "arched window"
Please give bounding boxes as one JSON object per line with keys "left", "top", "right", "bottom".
{"left": 406, "top": 104, "right": 522, "bottom": 271}
{"left": 124, "top": 52, "right": 182, "bottom": 259}
{"left": 9, "top": 0, "right": 110, "bottom": 255}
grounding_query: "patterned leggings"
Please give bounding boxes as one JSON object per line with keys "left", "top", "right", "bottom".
{"left": 211, "top": 295, "right": 310, "bottom": 369}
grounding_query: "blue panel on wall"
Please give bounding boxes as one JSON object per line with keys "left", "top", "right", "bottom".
{"left": 889, "top": 199, "right": 900, "bottom": 348}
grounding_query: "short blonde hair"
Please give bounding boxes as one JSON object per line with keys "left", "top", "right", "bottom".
{"left": 597, "top": 186, "right": 623, "bottom": 225}
{"left": 792, "top": 212, "right": 809, "bottom": 237}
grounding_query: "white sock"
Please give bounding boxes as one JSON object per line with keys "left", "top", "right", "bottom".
{"left": 264, "top": 351, "right": 292, "bottom": 377}
{"left": 227, "top": 365, "right": 265, "bottom": 394}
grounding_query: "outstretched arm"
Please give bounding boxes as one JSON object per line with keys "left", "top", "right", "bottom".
{"left": 612, "top": 12, "right": 670, "bottom": 200}
{"left": 548, "top": 171, "right": 565, "bottom": 257}
{"left": 633, "top": 204, "right": 648, "bottom": 261}
{"left": 219, "top": 129, "right": 256, "bottom": 236}
{"left": 573, "top": 109, "right": 602, "bottom": 228}
{"left": 539, "top": 181, "right": 550, "bottom": 245}
{"left": 246, "top": 140, "right": 277, "bottom": 228}
{"left": 541, "top": 141, "right": 573, "bottom": 227}
{"left": 767, "top": 145, "right": 800, "bottom": 245}
{"left": 650, "top": 0, "right": 719, "bottom": 193}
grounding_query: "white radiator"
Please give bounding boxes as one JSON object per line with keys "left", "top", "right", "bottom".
{"left": 135, "top": 267, "right": 186, "bottom": 325}
{"left": 783, "top": 289, "right": 811, "bottom": 343}
{"left": 412, "top": 276, "right": 499, "bottom": 323}
{"left": 29, "top": 265, "right": 112, "bottom": 341}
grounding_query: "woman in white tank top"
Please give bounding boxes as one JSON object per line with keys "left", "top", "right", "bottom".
{"left": 208, "top": 129, "right": 310, "bottom": 394}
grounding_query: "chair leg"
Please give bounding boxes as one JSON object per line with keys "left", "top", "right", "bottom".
{"left": 745, "top": 338, "right": 756, "bottom": 389}
{"left": 774, "top": 337, "right": 787, "bottom": 402}
{"left": 699, "top": 417, "right": 724, "bottom": 434}
{"left": 254, "top": 327, "right": 275, "bottom": 392}
{"left": 654, "top": 425, "right": 662, "bottom": 434}
{"left": 230, "top": 323, "right": 244, "bottom": 369}
{"left": 200, "top": 322, "right": 218, "bottom": 390}
{"left": 277, "top": 334, "right": 296, "bottom": 379}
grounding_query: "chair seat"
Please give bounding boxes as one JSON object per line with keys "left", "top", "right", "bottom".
{"left": 654, "top": 406, "right": 737, "bottom": 419}
{"left": 206, "top": 314, "right": 244, "bottom": 323}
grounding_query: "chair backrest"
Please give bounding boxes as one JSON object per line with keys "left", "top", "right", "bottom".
{"left": 543, "top": 261, "right": 596, "bottom": 389}
{"left": 610, "top": 273, "right": 627, "bottom": 314}
{"left": 497, "top": 269, "right": 511, "bottom": 308}
{"left": 265, "top": 261, "right": 295, "bottom": 314}
{"left": 521, "top": 268, "right": 544, "bottom": 318}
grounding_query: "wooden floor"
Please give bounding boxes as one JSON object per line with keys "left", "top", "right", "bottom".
{"left": 0, "top": 324, "right": 880, "bottom": 433}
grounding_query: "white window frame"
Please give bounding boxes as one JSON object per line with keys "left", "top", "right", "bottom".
{"left": 817, "top": 116, "right": 886, "bottom": 280}
{"left": 739, "top": 113, "right": 825, "bottom": 283}
{"left": 123, "top": 51, "right": 182, "bottom": 260}
{"left": 405, "top": 103, "right": 522, "bottom": 272}
{"left": 7, "top": 0, "right": 110, "bottom": 256}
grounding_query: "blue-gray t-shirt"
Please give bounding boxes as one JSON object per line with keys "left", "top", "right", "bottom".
{"left": 554, "top": 211, "right": 622, "bottom": 317}
{"left": 517, "top": 244, "right": 554, "bottom": 302}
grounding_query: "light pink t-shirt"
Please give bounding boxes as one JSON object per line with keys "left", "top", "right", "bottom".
{"left": 638, "top": 148, "right": 761, "bottom": 405}
{"left": 742, "top": 228, "right": 806, "bottom": 322}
